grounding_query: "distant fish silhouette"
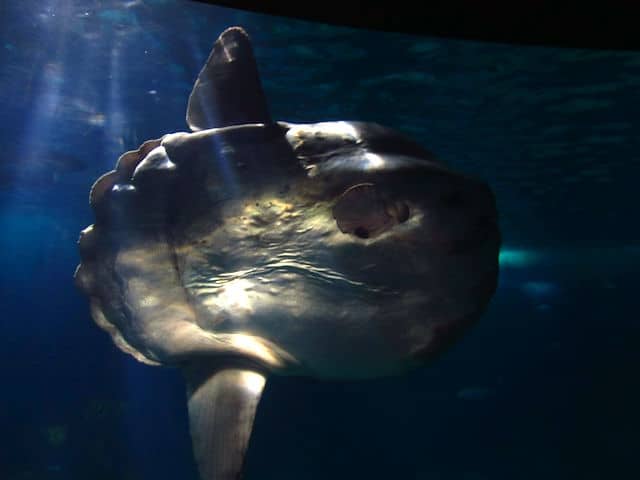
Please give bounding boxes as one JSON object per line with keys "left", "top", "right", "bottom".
{"left": 0, "top": 147, "right": 87, "bottom": 190}
{"left": 26, "top": 149, "right": 87, "bottom": 173}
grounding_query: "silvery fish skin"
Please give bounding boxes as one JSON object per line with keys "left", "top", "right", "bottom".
{"left": 74, "top": 26, "right": 500, "bottom": 480}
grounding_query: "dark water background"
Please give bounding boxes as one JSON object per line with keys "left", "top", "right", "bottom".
{"left": 1, "top": 1, "right": 639, "bottom": 479}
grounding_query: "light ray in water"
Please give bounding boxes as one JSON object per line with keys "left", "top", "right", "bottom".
{"left": 10, "top": 0, "right": 70, "bottom": 191}
{"left": 106, "top": 34, "right": 127, "bottom": 158}
{"left": 186, "top": 32, "right": 240, "bottom": 194}
{"left": 97, "top": 8, "right": 150, "bottom": 463}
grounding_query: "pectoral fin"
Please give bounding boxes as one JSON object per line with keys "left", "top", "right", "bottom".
{"left": 183, "top": 365, "right": 266, "bottom": 480}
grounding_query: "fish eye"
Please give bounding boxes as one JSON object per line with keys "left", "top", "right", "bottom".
{"left": 353, "top": 226, "right": 370, "bottom": 239}
{"left": 332, "top": 183, "right": 410, "bottom": 240}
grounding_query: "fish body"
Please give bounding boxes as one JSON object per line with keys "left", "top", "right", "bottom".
{"left": 74, "top": 27, "right": 500, "bottom": 480}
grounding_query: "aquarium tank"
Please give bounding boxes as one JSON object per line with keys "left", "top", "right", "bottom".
{"left": 0, "top": 1, "right": 638, "bottom": 480}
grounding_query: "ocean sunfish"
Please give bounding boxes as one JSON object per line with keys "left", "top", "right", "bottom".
{"left": 74, "top": 26, "right": 500, "bottom": 480}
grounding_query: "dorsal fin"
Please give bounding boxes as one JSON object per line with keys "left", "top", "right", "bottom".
{"left": 186, "top": 26, "right": 272, "bottom": 131}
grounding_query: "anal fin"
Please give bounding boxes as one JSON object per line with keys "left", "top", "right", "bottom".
{"left": 183, "top": 365, "right": 266, "bottom": 480}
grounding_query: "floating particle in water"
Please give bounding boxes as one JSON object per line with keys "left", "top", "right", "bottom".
{"left": 521, "top": 280, "right": 560, "bottom": 299}
{"left": 456, "top": 387, "right": 494, "bottom": 401}
{"left": 536, "top": 303, "right": 552, "bottom": 312}
{"left": 43, "top": 424, "right": 67, "bottom": 447}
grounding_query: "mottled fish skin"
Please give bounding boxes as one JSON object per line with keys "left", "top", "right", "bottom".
{"left": 74, "top": 26, "right": 500, "bottom": 480}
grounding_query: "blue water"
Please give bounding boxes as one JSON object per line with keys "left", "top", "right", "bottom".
{"left": 1, "top": 1, "right": 639, "bottom": 479}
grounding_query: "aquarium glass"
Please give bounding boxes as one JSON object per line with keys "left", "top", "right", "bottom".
{"left": 1, "top": 1, "right": 638, "bottom": 479}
